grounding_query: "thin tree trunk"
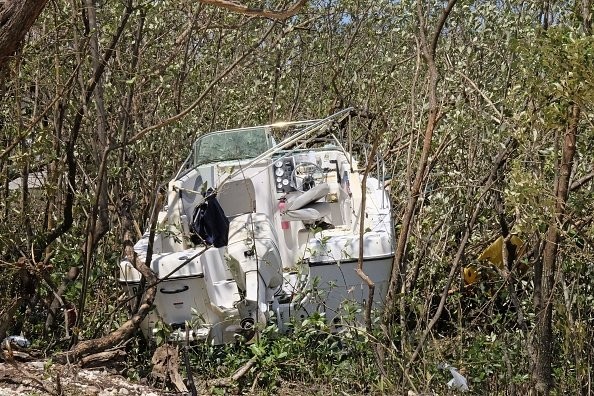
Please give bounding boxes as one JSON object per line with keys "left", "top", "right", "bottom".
{"left": 66, "top": 191, "right": 162, "bottom": 361}
{"left": 356, "top": 126, "right": 380, "bottom": 332}
{"left": 384, "top": 0, "right": 457, "bottom": 331}
{"left": 532, "top": 104, "right": 580, "bottom": 394}
{"left": 73, "top": 0, "right": 134, "bottom": 338}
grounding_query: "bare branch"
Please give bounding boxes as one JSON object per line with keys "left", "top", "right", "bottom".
{"left": 430, "top": 0, "right": 458, "bottom": 58}
{"left": 126, "top": 21, "right": 276, "bottom": 145}
{"left": 0, "top": 65, "right": 79, "bottom": 161}
{"left": 198, "top": 0, "right": 307, "bottom": 19}
{"left": 455, "top": 70, "right": 503, "bottom": 123}
{"left": 570, "top": 166, "right": 594, "bottom": 191}
{"left": 406, "top": 137, "right": 518, "bottom": 367}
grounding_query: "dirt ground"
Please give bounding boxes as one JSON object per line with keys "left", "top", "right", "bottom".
{"left": 0, "top": 342, "right": 355, "bottom": 396}
{"left": 0, "top": 360, "right": 183, "bottom": 396}
{"left": 0, "top": 360, "right": 340, "bottom": 396}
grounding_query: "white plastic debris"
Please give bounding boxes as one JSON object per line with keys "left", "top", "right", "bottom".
{"left": 2, "top": 335, "right": 31, "bottom": 349}
{"left": 438, "top": 362, "right": 469, "bottom": 391}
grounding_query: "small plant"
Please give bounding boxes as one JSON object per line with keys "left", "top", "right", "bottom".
{"left": 153, "top": 320, "right": 173, "bottom": 346}
{"left": 43, "top": 358, "right": 54, "bottom": 373}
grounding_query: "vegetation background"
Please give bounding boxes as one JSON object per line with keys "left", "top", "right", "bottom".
{"left": 0, "top": 0, "right": 593, "bottom": 394}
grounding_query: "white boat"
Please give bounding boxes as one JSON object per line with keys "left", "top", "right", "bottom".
{"left": 118, "top": 109, "right": 394, "bottom": 344}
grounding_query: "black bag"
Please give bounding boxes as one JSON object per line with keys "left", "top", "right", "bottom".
{"left": 190, "top": 189, "right": 230, "bottom": 248}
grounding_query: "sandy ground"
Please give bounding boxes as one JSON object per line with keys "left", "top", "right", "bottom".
{"left": 0, "top": 361, "right": 184, "bottom": 396}
{"left": 0, "top": 360, "right": 330, "bottom": 396}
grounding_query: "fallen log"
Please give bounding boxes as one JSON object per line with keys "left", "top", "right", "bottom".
{"left": 80, "top": 349, "right": 127, "bottom": 369}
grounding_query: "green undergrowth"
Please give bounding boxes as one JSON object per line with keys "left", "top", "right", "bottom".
{"left": 120, "top": 287, "right": 591, "bottom": 395}
{"left": 185, "top": 312, "right": 385, "bottom": 394}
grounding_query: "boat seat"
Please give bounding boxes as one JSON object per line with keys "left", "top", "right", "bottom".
{"left": 287, "top": 182, "right": 330, "bottom": 211}
{"left": 282, "top": 202, "right": 331, "bottom": 221}
{"left": 217, "top": 179, "right": 256, "bottom": 217}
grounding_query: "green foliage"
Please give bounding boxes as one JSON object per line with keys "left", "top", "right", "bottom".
{"left": 153, "top": 320, "right": 174, "bottom": 347}
{"left": 188, "top": 315, "right": 386, "bottom": 394}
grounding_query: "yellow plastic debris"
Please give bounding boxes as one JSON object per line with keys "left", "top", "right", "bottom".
{"left": 477, "top": 235, "right": 524, "bottom": 269}
{"left": 463, "top": 266, "right": 479, "bottom": 285}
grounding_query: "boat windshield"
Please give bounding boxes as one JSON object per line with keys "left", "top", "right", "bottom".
{"left": 192, "top": 127, "right": 272, "bottom": 166}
